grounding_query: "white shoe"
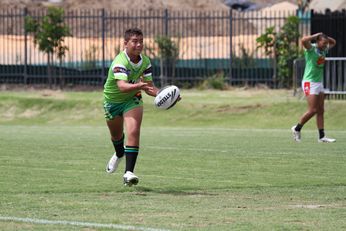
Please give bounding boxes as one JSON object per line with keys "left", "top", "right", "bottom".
{"left": 106, "top": 153, "right": 123, "bottom": 173}
{"left": 318, "top": 136, "right": 336, "bottom": 143}
{"left": 291, "top": 126, "right": 301, "bottom": 142}
{"left": 123, "top": 171, "right": 139, "bottom": 186}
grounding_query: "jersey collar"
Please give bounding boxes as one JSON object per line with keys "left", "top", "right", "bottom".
{"left": 124, "top": 49, "right": 143, "bottom": 69}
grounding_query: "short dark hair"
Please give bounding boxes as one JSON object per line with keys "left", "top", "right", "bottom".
{"left": 124, "top": 28, "right": 143, "bottom": 41}
{"left": 317, "top": 33, "right": 328, "bottom": 41}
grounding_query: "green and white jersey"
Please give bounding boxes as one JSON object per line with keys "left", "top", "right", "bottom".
{"left": 103, "top": 50, "right": 153, "bottom": 103}
{"left": 303, "top": 43, "right": 328, "bottom": 83}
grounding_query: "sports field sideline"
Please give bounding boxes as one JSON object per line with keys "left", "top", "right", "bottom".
{"left": 0, "top": 89, "right": 345, "bottom": 230}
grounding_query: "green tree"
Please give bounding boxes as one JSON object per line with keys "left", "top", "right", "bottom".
{"left": 256, "top": 16, "right": 301, "bottom": 88}
{"left": 25, "top": 7, "right": 71, "bottom": 88}
{"left": 155, "top": 36, "right": 179, "bottom": 87}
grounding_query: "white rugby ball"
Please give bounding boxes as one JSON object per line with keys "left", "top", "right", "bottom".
{"left": 154, "top": 85, "right": 180, "bottom": 110}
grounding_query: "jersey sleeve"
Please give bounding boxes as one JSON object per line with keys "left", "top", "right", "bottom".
{"left": 112, "top": 63, "right": 128, "bottom": 81}
{"left": 143, "top": 63, "right": 153, "bottom": 81}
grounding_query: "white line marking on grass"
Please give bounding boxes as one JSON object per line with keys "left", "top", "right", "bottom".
{"left": 145, "top": 127, "right": 346, "bottom": 133}
{"left": 146, "top": 146, "right": 229, "bottom": 153}
{"left": 0, "top": 216, "right": 171, "bottom": 231}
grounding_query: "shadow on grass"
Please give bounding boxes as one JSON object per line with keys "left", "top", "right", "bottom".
{"left": 132, "top": 186, "right": 219, "bottom": 196}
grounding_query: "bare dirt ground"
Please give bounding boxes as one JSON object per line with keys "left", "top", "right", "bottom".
{"left": 0, "top": 0, "right": 296, "bottom": 11}
{"left": 0, "top": 0, "right": 229, "bottom": 11}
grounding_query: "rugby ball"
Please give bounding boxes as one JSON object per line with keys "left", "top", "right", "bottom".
{"left": 154, "top": 85, "right": 180, "bottom": 110}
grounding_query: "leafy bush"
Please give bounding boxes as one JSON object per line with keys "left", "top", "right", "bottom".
{"left": 82, "top": 45, "right": 99, "bottom": 70}
{"left": 199, "top": 72, "right": 228, "bottom": 90}
{"left": 256, "top": 16, "right": 302, "bottom": 88}
{"left": 25, "top": 7, "right": 71, "bottom": 88}
{"left": 155, "top": 36, "right": 180, "bottom": 86}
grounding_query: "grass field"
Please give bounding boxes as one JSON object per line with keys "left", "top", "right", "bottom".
{"left": 0, "top": 89, "right": 345, "bottom": 230}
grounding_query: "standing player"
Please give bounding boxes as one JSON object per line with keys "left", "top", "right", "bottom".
{"left": 291, "top": 33, "right": 336, "bottom": 143}
{"left": 103, "top": 28, "right": 159, "bottom": 186}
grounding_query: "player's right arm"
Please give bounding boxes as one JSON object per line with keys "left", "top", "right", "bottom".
{"left": 117, "top": 80, "right": 152, "bottom": 92}
{"left": 112, "top": 64, "right": 152, "bottom": 92}
{"left": 301, "top": 32, "right": 322, "bottom": 50}
{"left": 327, "top": 36, "right": 336, "bottom": 49}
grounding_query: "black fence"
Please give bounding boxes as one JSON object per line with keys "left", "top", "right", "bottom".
{"left": 311, "top": 10, "right": 346, "bottom": 57}
{"left": 0, "top": 8, "right": 313, "bottom": 88}
{"left": 293, "top": 57, "right": 346, "bottom": 99}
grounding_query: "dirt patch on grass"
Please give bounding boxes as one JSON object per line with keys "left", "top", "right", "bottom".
{"left": 20, "top": 108, "right": 43, "bottom": 118}
{"left": 289, "top": 204, "right": 344, "bottom": 209}
{"left": 2, "top": 106, "right": 16, "bottom": 119}
{"left": 40, "top": 89, "right": 66, "bottom": 100}
{"left": 1, "top": 84, "right": 103, "bottom": 92}
{"left": 2, "top": 106, "right": 43, "bottom": 119}
{"left": 217, "top": 103, "right": 264, "bottom": 113}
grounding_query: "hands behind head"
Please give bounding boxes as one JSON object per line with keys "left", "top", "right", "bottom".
{"left": 316, "top": 32, "right": 323, "bottom": 36}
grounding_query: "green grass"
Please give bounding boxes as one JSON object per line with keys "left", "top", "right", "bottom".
{"left": 1, "top": 89, "right": 346, "bottom": 129}
{"left": 0, "top": 89, "right": 345, "bottom": 230}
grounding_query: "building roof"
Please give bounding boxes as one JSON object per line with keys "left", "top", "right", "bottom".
{"left": 309, "top": 0, "right": 346, "bottom": 12}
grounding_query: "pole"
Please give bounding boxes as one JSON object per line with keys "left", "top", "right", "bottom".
{"left": 229, "top": 9, "right": 233, "bottom": 84}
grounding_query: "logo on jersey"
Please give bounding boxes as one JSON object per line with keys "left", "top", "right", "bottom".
{"left": 113, "top": 66, "right": 130, "bottom": 75}
{"left": 128, "top": 79, "right": 137, "bottom": 84}
{"left": 304, "top": 82, "right": 310, "bottom": 96}
{"left": 133, "top": 92, "right": 142, "bottom": 104}
{"left": 317, "top": 56, "right": 325, "bottom": 65}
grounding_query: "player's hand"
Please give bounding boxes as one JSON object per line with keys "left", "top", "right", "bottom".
{"left": 313, "top": 32, "right": 323, "bottom": 39}
{"left": 139, "top": 83, "right": 155, "bottom": 94}
{"left": 145, "top": 87, "right": 157, "bottom": 96}
{"left": 137, "top": 82, "right": 150, "bottom": 90}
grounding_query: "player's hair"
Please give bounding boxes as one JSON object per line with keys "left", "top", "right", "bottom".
{"left": 316, "top": 33, "right": 328, "bottom": 41}
{"left": 124, "top": 28, "right": 143, "bottom": 41}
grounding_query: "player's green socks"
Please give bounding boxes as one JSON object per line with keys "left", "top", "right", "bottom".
{"left": 125, "top": 146, "right": 139, "bottom": 173}
{"left": 112, "top": 134, "right": 124, "bottom": 158}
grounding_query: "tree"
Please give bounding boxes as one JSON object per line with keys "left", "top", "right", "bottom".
{"left": 25, "top": 7, "right": 71, "bottom": 88}
{"left": 297, "top": 0, "right": 311, "bottom": 12}
{"left": 256, "top": 16, "right": 301, "bottom": 88}
{"left": 155, "top": 36, "right": 179, "bottom": 87}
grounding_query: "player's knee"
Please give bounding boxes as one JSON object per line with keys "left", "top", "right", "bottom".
{"left": 111, "top": 134, "right": 122, "bottom": 141}
{"left": 309, "top": 107, "right": 318, "bottom": 115}
{"left": 110, "top": 131, "right": 124, "bottom": 141}
{"left": 127, "top": 128, "right": 140, "bottom": 139}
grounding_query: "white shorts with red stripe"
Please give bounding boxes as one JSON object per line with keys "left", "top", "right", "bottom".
{"left": 301, "top": 81, "right": 324, "bottom": 96}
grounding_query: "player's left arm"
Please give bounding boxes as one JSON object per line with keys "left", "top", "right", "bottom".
{"left": 142, "top": 62, "right": 159, "bottom": 97}
{"left": 327, "top": 36, "right": 336, "bottom": 49}
{"left": 143, "top": 80, "right": 182, "bottom": 102}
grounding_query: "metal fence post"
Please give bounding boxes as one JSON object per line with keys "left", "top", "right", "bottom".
{"left": 310, "top": 9, "right": 314, "bottom": 34}
{"left": 293, "top": 59, "right": 298, "bottom": 96}
{"left": 23, "top": 7, "right": 28, "bottom": 84}
{"left": 164, "top": 9, "right": 168, "bottom": 37}
{"left": 101, "top": 8, "right": 106, "bottom": 83}
{"left": 161, "top": 9, "right": 169, "bottom": 87}
{"left": 229, "top": 9, "right": 233, "bottom": 84}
